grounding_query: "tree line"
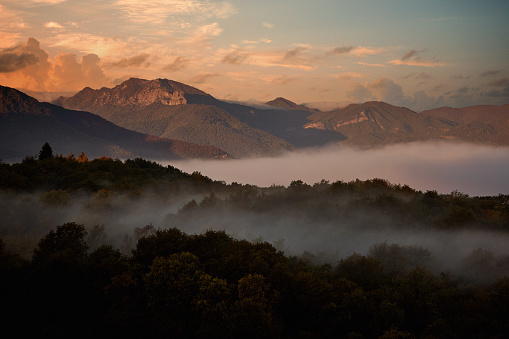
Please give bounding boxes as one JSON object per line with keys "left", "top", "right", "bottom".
{"left": 1, "top": 223, "right": 508, "bottom": 338}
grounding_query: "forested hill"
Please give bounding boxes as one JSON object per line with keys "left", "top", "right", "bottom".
{"left": 1, "top": 155, "right": 509, "bottom": 337}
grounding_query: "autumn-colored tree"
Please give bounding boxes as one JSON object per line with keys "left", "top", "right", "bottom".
{"left": 77, "top": 151, "right": 88, "bottom": 163}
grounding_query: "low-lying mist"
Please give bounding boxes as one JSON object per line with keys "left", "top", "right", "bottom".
{"left": 171, "top": 141, "right": 509, "bottom": 197}
{"left": 2, "top": 141, "right": 509, "bottom": 282}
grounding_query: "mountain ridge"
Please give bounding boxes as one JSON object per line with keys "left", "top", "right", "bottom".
{"left": 50, "top": 78, "right": 509, "bottom": 153}
{"left": 0, "top": 85, "right": 229, "bottom": 162}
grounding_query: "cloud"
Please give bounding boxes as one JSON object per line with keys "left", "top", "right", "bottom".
{"left": 346, "top": 84, "right": 375, "bottom": 103}
{"left": 349, "top": 46, "right": 384, "bottom": 57}
{"left": 51, "top": 51, "right": 107, "bottom": 90}
{"left": 332, "top": 72, "right": 365, "bottom": 80}
{"left": 346, "top": 78, "right": 445, "bottom": 111}
{"left": 268, "top": 75, "right": 296, "bottom": 85}
{"left": 162, "top": 56, "right": 189, "bottom": 72}
{"left": 389, "top": 49, "right": 445, "bottom": 67}
{"left": 104, "top": 53, "right": 151, "bottom": 68}
{"left": 283, "top": 46, "right": 308, "bottom": 60}
{"left": 367, "top": 78, "right": 410, "bottom": 106}
{"left": 480, "top": 70, "right": 501, "bottom": 77}
{"left": 199, "top": 22, "right": 223, "bottom": 36}
{"left": 401, "top": 49, "right": 424, "bottom": 61}
{"left": 451, "top": 74, "right": 470, "bottom": 80}
{"left": 400, "top": 72, "right": 432, "bottom": 80}
{"left": 189, "top": 72, "right": 221, "bottom": 84}
{"left": 221, "top": 49, "right": 249, "bottom": 65}
{"left": 357, "top": 61, "right": 386, "bottom": 67}
{"left": 327, "top": 46, "right": 354, "bottom": 55}
{"left": 114, "top": 0, "right": 236, "bottom": 24}
{"left": 488, "top": 77, "right": 509, "bottom": 87}
{"left": 0, "top": 50, "right": 39, "bottom": 73}
{"left": 43, "top": 21, "right": 63, "bottom": 28}
{"left": 262, "top": 22, "right": 274, "bottom": 29}
{"left": 0, "top": 38, "right": 110, "bottom": 92}
{"left": 484, "top": 77, "right": 509, "bottom": 98}
{"left": 49, "top": 33, "right": 134, "bottom": 59}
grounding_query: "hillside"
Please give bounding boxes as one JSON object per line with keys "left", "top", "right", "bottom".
{"left": 0, "top": 86, "right": 228, "bottom": 162}
{"left": 53, "top": 78, "right": 345, "bottom": 156}
{"left": 264, "top": 97, "right": 317, "bottom": 112}
{"left": 52, "top": 78, "right": 509, "bottom": 151}
{"left": 420, "top": 105, "right": 509, "bottom": 145}
{"left": 305, "top": 101, "right": 509, "bottom": 146}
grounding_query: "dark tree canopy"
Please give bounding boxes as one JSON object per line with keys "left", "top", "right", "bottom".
{"left": 38, "top": 142, "right": 53, "bottom": 160}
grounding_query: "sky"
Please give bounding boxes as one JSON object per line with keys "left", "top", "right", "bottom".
{"left": 0, "top": 0, "right": 508, "bottom": 111}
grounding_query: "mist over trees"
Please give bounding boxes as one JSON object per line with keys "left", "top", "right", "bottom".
{"left": 1, "top": 151, "right": 509, "bottom": 337}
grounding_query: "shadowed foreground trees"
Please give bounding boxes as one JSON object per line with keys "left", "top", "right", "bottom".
{"left": 1, "top": 223, "right": 509, "bottom": 338}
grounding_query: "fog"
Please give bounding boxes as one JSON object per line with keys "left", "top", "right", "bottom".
{"left": 2, "top": 141, "right": 509, "bottom": 281}
{"left": 171, "top": 142, "right": 509, "bottom": 196}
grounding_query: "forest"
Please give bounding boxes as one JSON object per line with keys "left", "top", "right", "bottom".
{"left": 1, "top": 147, "right": 509, "bottom": 338}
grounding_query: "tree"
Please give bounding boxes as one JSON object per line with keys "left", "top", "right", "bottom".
{"left": 32, "top": 222, "right": 88, "bottom": 266}
{"left": 77, "top": 151, "right": 88, "bottom": 163}
{"left": 38, "top": 142, "right": 53, "bottom": 160}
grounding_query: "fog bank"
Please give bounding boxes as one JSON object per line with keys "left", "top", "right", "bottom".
{"left": 171, "top": 142, "right": 509, "bottom": 196}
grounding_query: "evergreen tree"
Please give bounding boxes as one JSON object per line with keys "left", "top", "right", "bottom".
{"left": 38, "top": 142, "right": 53, "bottom": 160}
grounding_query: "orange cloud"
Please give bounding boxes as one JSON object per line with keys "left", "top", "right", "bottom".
{"left": 0, "top": 38, "right": 109, "bottom": 92}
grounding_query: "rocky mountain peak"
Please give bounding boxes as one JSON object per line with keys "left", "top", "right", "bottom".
{"left": 54, "top": 78, "right": 212, "bottom": 110}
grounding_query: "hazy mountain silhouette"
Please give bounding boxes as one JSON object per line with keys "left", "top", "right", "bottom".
{"left": 0, "top": 85, "right": 228, "bottom": 162}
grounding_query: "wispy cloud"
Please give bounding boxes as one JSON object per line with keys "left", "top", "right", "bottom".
{"left": 283, "top": 46, "right": 309, "bottom": 60}
{"left": 488, "top": 77, "right": 509, "bottom": 87}
{"left": 221, "top": 49, "right": 249, "bottom": 65}
{"left": 104, "top": 53, "right": 151, "bottom": 68}
{"left": 262, "top": 22, "right": 274, "bottom": 29}
{"left": 189, "top": 72, "right": 221, "bottom": 84}
{"left": 389, "top": 49, "right": 446, "bottom": 68}
{"left": 114, "top": 0, "right": 236, "bottom": 24}
{"left": 162, "top": 56, "right": 189, "bottom": 72}
{"left": 199, "top": 22, "right": 223, "bottom": 37}
{"left": 327, "top": 46, "right": 354, "bottom": 55}
{"left": 327, "top": 46, "right": 384, "bottom": 57}
{"left": 480, "top": 70, "right": 501, "bottom": 77}
{"left": 357, "top": 61, "right": 387, "bottom": 67}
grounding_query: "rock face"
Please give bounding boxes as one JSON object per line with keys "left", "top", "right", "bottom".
{"left": 54, "top": 78, "right": 209, "bottom": 111}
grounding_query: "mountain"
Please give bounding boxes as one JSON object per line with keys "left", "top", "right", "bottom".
{"left": 52, "top": 78, "right": 509, "bottom": 152}
{"left": 54, "top": 78, "right": 345, "bottom": 157}
{"left": 0, "top": 86, "right": 228, "bottom": 162}
{"left": 264, "top": 97, "right": 317, "bottom": 112}
{"left": 420, "top": 105, "right": 509, "bottom": 144}
{"left": 304, "top": 101, "right": 509, "bottom": 146}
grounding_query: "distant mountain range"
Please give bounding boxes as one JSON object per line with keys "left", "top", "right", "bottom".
{"left": 53, "top": 78, "right": 345, "bottom": 157}
{"left": 0, "top": 85, "right": 228, "bottom": 162}
{"left": 2, "top": 77, "right": 508, "bottom": 162}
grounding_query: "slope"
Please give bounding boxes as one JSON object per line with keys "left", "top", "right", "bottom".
{"left": 0, "top": 86, "right": 228, "bottom": 162}
{"left": 54, "top": 78, "right": 345, "bottom": 156}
